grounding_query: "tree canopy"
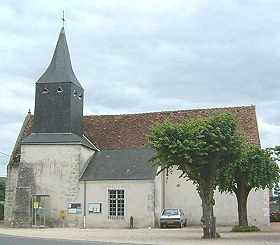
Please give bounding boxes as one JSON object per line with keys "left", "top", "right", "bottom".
{"left": 0, "top": 177, "right": 5, "bottom": 202}
{"left": 148, "top": 113, "right": 241, "bottom": 182}
{"left": 217, "top": 142, "right": 280, "bottom": 226}
{"left": 148, "top": 113, "right": 241, "bottom": 238}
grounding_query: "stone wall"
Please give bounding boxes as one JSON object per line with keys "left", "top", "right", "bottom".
{"left": 12, "top": 162, "right": 35, "bottom": 227}
{"left": 19, "top": 144, "right": 94, "bottom": 227}
{"left": 4, "top": 165, "right": 19, "bottom": 225}
{"left": 4, "top": 112, "right": 32, "bottom": 226}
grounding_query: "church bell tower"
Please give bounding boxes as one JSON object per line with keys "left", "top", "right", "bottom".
{"left": 23, "top": 27, "right": 84, "bottom": 143}
{"left": 8, "top": 25, "right": 95, "bottom": 229}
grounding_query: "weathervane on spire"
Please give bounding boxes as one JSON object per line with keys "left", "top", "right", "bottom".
{"left": 62, "top": 10, "right": 65, "bottom": 27}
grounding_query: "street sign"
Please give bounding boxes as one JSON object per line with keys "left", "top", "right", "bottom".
{"left": 33, "top": 202, "right": 39, "bottom": 209}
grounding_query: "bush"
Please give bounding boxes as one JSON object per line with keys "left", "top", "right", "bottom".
{"left": 231, "top": 225, "right": 260, "bottom": 232}
{"left": 45, "top": 217, "right": 55, "bottom": 228}
{"left": 270, "top": 212, "right": 280, "bottom": 222}
{"left": 215, "top": 232, "right": 221, "bottom": 238}
{"left": 0, "top": 204, "right": 4, "bottom": 220}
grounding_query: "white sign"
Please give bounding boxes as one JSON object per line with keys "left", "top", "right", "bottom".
{"left": 67, "top": 203, "right": 82, "bottom": 214}
{"left": 88, "top": 203, "right": 102, "bottom": 213}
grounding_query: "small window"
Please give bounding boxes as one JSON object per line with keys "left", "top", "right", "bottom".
{"left": 108, "top": 189, "right": 125, "bottom": 218}
{"left": 42, "top": 88, "right": 49, "bottom": 94}
{"left": 57, "top": 87, "right": 63, "bottom": 94}
{"left": 78, "top": 93, "right": 83, "bottom": 100}
{"left": 73, "top": 90, "right": 77, "bottom": 97}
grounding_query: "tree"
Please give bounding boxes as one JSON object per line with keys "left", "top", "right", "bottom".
{"left": 273, "top": 184, "right": 280, "bottom": 211}
{"left": 0, "top": 177, "right": 5, "bottom": 201}
{"left": 0, "top": 177, "right": 5, "bottom": 220}
{"left": 148, "top": 113, "right": 241, "bottom": 239}
{"left": 217, "top": 143, "right": 280, "bottom": 226}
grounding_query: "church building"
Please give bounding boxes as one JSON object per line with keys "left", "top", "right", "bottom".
{"left": 4, "top": 27, "right": 269, "bottom": 228}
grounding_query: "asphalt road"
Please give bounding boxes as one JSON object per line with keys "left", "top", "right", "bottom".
{"left": 0, "top": 234, "right": 151, "bottom": 245}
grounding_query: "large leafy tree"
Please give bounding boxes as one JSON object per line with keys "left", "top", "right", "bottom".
{"left": 148, "top": 113, "right": 241, "bottom": 239}
{"left": 217, "top": 143, "right": 280, "bottom": 226}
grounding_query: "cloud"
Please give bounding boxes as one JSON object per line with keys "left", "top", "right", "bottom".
{"left": 1, "top": 0, "right": 280, "bottom": 175}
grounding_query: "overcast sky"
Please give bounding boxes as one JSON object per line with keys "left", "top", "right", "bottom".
{"left": 1, "top": 0, "right": 280, "bottom": 175}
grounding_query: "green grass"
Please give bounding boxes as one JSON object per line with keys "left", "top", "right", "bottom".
{"left": 231, "top": 225, "right": 260, "bottom": 232}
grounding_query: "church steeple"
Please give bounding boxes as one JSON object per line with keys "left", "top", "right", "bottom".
{"left": 37, "top": 27, "right": 82, "bottom": 87}
{"left": 23, "top": 27, "right": 84, "bottom": 143}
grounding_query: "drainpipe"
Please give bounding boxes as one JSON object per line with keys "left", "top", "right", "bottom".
{"left": 162, "top": 170, "right": 166, "bottom": 209}
{"left": 83, "top": 180, "right": 86, "bottom": 229}
{"left": 153, "top": 180, "right": 156, "bottom": 228}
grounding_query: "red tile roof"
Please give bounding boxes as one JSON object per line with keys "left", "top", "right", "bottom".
{"left": 83, "top": 105, "right": 260, "bottom": 149}
{"left": 23, "top": 106, "right": 260, "bottom": 150}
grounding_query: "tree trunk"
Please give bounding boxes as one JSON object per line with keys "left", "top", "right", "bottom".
{"left": 235, "top": 184, "right": 250, "bottom": 226}
{"left": 200, "top": 186, "right": 216, "bottom": 239}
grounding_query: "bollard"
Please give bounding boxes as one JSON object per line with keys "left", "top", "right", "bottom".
{"left": 130, "top": 216, "right": 134, "bottom": 229}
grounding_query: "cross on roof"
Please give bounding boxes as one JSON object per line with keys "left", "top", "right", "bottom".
{"left": 62, "top": 10, "right": 65, "bottom": 27}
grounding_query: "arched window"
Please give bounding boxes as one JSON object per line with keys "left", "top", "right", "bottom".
{"left": 78, "top": 93, "right": 83, "bottom": 100}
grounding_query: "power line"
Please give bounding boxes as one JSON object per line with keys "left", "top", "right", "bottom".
{"left": 0, "top": 152, "right": 10, "bottom": 157}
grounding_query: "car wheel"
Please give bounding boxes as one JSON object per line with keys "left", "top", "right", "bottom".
{"left": 180, "top": 222, "right": 183, "bottom": 228}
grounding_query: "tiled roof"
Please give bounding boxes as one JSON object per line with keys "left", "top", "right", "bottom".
{"left": 83, "top": 106, "right": 260, "bottom": 149}
{"left": 22, "top": 105, "right": 260, "bottom": 150}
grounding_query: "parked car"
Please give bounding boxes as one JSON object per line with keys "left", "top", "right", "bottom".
{"left": 160, "top": 208, "right": 187, "bottom": 228}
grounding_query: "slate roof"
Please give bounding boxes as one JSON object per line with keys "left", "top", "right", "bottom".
{"left": 80, "top": 148, "right": 156, "bottom": 181}
{"left": 37, "top": 27, "right": 82, "bottom": 87}
{"left": 23, "top": 132, "right": 82, "bottom": 143}
{"left": 22, "top": 133, "right": 98, "bottom": 150}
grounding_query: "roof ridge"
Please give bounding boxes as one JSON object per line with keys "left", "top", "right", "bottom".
{"left": 84, "top": 105, "right": 255, "bottom": 117}
{"left": 99, "top": 147, "right": 153, "bottom": 151}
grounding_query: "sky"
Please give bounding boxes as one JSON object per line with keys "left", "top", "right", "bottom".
{"left": 1, "top": 0, "right": 280, "bottom": 175}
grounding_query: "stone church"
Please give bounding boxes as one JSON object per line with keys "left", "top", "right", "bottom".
{"left": 4, "top": 27, "right": 269, "bottom": 228}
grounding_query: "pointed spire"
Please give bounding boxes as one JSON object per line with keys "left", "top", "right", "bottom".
{"left": 37, "top": 27, "right": 82, "bottom": 87}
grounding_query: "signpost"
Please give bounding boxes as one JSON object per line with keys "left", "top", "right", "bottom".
{"left": 32, "top": 194, "right": 49, "bottom": 228}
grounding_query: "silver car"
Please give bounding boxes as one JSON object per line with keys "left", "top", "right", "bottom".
{"left": 160, "top": 208, "right": 187, "bottom": 228}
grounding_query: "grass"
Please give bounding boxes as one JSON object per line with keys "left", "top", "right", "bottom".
{"left": 231, "top": 225, "right": 260, "bottom": 232}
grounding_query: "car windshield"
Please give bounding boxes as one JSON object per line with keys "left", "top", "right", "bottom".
{"left": 163, "top": 209, "right": 179, "bottom": 216}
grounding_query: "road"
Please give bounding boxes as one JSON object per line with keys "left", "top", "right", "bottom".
{"left": 0, "top": 234, "right": 150, "bottom": 245}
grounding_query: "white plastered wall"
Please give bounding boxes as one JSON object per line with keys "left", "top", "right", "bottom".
{"left": 164, "top": 169, "right": 270, "bottom": 226}
{"left": 80, "top": 180, "right": 155, "bottom": 228}
{"left": 154, "top": 168, "right": 164, "bottom": 226}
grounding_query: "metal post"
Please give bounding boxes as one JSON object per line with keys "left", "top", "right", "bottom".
{"left": 83, "top": 181, "right": 87, "bottom": 229}
{"left": 34, "top": 203, "right": 37, "bottom": 227}
{"left": 44, "top": 209, "right": 46, "bottom": 227}
{"left": 31, "top": 196, "right": 33, "bottom": 226}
